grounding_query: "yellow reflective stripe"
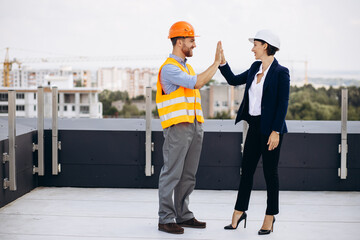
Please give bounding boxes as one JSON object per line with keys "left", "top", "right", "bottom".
{"left": 160, "top": 112, "right": 204, "bottom": 129}
{"left": 161, "top": 113, "right": 203, "bottom": 128}
{"left": 157, "top": 96, "right": 186, "bottom": 109}
{"left": 160, "top": 109, "right": 195, "bottom": 122}
{"left": 157, "top": 101, "right": 202, "bottom": 117}
{"left": 158, "top": 102, "right": 196, "bottom": 116}
{"left": 186, "top": 96, "right": 196, "bottom": 103}
{"left": 160, "top": 109, "right": 202, "bottom": 123}
{"left": 160, "top": 109, "right": 203, "bottom": 122}
{"left": 157, "top": 96, "right": 196, "bottom": 109}
{"left": 196, "top": 109, "right": 204, "bottom": 117}
{"left": 161, "top": 115, "right": 195, "bottom": 129}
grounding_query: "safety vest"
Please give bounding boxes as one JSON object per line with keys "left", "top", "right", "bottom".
{"left": 156, "top": 57, "right": 204, "bottom": 129}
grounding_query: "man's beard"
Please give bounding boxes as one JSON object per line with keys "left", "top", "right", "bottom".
{"left": 182, "top": 45, "right": 193, "bottom": 57}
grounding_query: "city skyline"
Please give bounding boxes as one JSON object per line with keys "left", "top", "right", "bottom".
{"left": 1, "top": 0, "right": 360, "bottom": 80}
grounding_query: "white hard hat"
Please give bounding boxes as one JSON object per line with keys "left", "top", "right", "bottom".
{"left": 249, "top": 29, "right": 280, "bottom": 49}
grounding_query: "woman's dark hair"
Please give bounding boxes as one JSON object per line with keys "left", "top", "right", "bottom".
{"left": 254, "top": 39, "right": 279, "bottom": 56}
{"left": 171, "top": 37, "right": 185, "bottom": 46}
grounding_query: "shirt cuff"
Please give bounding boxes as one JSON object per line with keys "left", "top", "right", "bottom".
{"left": 190, "top": 75, "right": 197, "bottom": 89}
{"left": 219, "top": 62, "right": 227, "bottom": 67}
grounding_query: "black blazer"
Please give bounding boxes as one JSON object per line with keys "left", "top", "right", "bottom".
{"left": 219, "top": 58, "right": 290, "bottom": 136}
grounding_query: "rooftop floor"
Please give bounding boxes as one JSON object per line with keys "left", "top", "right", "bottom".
{"left": 0, "top": 188, "right": 359, "bottom": 240}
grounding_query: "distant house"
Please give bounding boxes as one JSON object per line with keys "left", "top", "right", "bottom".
{"left": 0, "top": 87, "right": 102, "bottom": 118}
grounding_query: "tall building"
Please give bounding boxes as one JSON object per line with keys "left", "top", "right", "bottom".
{"left": 97, "top": 67, "right": 157, "bottom": 98}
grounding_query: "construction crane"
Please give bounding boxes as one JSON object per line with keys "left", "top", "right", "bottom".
{"left": 3, "top": 48, "right": 21, "bottom": 87}
{"left": 1, "top": 48, "right": 165, "bottom": 87}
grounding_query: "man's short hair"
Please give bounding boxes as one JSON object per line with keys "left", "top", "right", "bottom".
{"left": 170, "top": 37, "right": 185, "bottom": 47}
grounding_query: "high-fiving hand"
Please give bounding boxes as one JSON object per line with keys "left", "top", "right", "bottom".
{"left": 220, "top": 42, "right": 226, "bottom": 65}
{"left": 215, "top": 41, "right": 223, "bottom": 65}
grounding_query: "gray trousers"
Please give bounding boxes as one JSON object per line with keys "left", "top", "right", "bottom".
{"left": 158, "top": 121, "right": 204, "bottom": 224}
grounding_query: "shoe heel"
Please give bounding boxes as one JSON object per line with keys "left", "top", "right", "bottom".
{"left": 244, "top": 218, "right": 247, "bottom": 228}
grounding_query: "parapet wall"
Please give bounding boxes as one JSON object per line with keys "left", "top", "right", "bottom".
{"left": 1, "top": 118, "right": 359, "bottom": 208}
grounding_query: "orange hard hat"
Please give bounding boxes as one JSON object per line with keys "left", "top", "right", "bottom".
{"left": 168, "top": 21, "right": 199, "bottom": 39}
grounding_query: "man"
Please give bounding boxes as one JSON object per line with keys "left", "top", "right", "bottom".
{"left": 156, "top": 21, "right": 222, "bottom": 234}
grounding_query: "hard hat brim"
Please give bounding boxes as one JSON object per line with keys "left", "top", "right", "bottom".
{"left": 248, "top": 37, "right": 280, "bottom": 49}
{"left": 168, "top": 35, "right": 200, "bottom": 39}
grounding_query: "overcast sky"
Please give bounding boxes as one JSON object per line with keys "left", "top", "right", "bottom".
{"left": 1, "top": 0, "right": 360, "bottom": 78}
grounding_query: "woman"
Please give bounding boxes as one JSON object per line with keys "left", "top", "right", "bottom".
{"left": 219, "top": 30, "right": 290, "bottom": 235}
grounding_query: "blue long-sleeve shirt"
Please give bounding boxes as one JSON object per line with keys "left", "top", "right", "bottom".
{"left": 160, "top": 54, "right": 197, "bottom": 94}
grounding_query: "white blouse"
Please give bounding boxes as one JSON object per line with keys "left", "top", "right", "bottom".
{"left": 248, "top": 62, "right": 272, "bottom": 116}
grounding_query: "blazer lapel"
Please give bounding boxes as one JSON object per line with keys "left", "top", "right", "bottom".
{"left": 263, "top": 58, "right": 278, "bottom": 91}
{"left": 246, "top": 61, "right": 261, "bottom": 91}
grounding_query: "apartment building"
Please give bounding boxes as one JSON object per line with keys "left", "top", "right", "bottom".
{"left": 97, "top": 67, "right": 157, "bottom": 98}
{"left": 0, "top": 87, "right": 102, "bottom": 118}
{"left": 200, "top": 83, "right": 245, "bottom": 119}
{"left": 1, "top": 67, "right": 92, "bottom": 88}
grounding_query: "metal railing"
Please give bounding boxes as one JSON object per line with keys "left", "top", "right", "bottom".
{"left": 33, "top": 87, "right": 44, "bottom": 176}
{"left": 1, "top": 86, "right": 351, "bottom": 181}
{"left": 3, "top": 90, "right": 17, "bottom": 191}
{"left": 52, "top": 87, "right": 61, "bottom": 175}
{"left": 339, "top": 87, "right": 348, "bottom": 179}
{"left": 145, "top": 87, "right": 154, "bottom": 176}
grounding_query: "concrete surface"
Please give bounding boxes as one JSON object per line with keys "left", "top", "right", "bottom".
{"left": 0, "top": 187, "right": 359, "bottom": 240}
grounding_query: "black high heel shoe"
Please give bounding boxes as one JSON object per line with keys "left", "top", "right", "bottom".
{"left": 258, "top": 216, "right": 275, "bottom": 235}
{"left": 224, "top": 212, "right": 247, "bottom": 230}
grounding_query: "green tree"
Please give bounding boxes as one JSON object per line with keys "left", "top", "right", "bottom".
{"left": 211, "top": 111, "right": 231, "bottom": 119}
{"left": 119, "top": 104, "right": 140, "bottom": 118}
{"left": 133, "top": 95, "right": 145, "bottom": 101}
{"left": 105, "top": 106, "right": 118, "bottom": 116}
{"left": 348, "top": 86, "right": 360, "bottom": 107}
{"left": 348, "top": 106, "right": 360, "bottom": 120}
{"left": 205, "top": 79, "right": 217, "bottom": 86}
{"left": 287, "top": 84, "right": 359, "bottom": 120}
{"left": 152, "top": 106, "right": 159, "bottom": 118}
{"left": 99, "top": 90, "right": 129, "bottom": 115}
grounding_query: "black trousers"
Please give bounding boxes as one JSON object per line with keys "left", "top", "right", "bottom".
{"left": 235, "top": 115, "right": 283, "bottom": 215}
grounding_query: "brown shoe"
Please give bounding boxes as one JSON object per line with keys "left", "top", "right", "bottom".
{"left": 158, "top": 223, "right": 184, "bottom": 234}
{"left": 178, "top": 217, "right": 206, "bottom": 228}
